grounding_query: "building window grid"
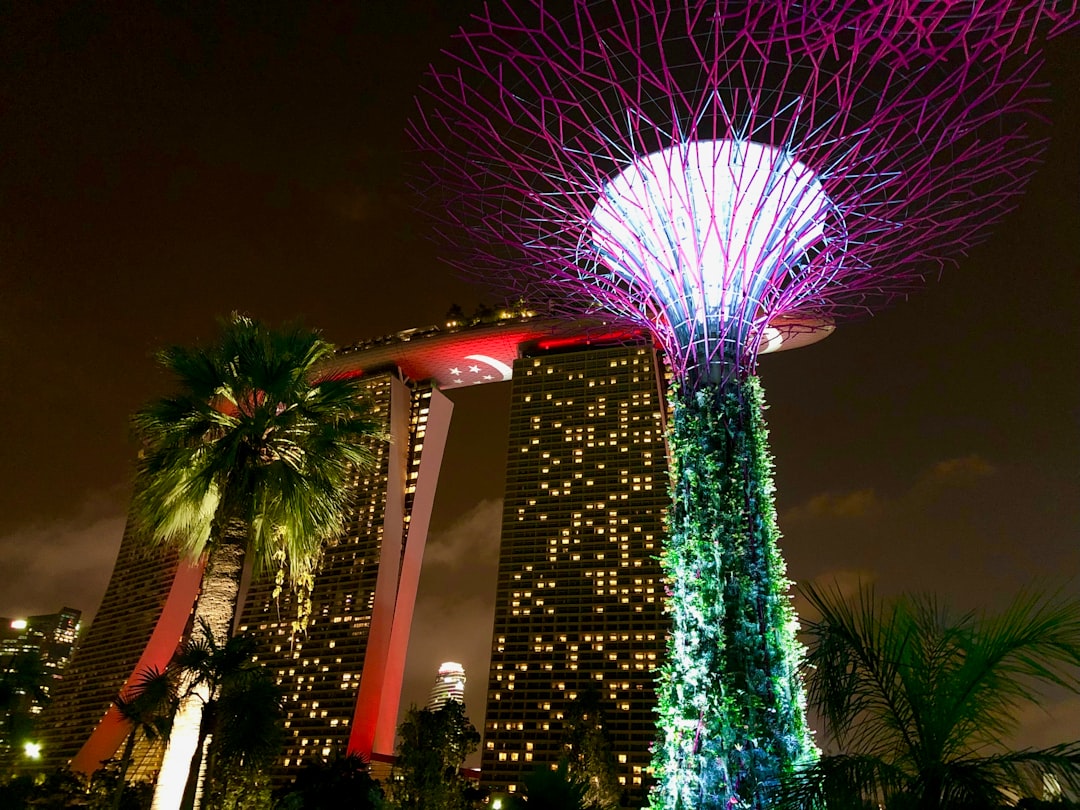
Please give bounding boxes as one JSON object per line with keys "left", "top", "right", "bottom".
{"left": 235, "top": 373, "right": 435, "bottom": 782}
{"left": 483, "top": 345, "right": 667, "bottom": 806}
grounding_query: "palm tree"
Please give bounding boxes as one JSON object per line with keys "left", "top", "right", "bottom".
{"left": 133, "top": 314, "right": 383, "bottom": 810}
{"left": 112, "top": 666, "right": 176, "bottom": 810}
{"left": 780, "top": 583, "right": 1080, "bottom": 810}
{"left": 173, "top": 624, "right": 282, "bottom": 810}
{"left": 172, "top": 624, "right": 275, "bottom": 810}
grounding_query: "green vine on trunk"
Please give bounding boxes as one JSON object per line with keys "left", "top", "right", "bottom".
{"left": 651, "top": 376, "right": 815, "bottom": 809}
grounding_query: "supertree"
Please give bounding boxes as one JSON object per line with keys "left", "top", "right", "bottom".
{"left": 408, "top": 3, "right": 1075, "bottom": 808}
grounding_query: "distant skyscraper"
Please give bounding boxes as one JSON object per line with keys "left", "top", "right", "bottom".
{"left": 480, "top": 340, "right": 669, "bottom": 807}
{"left": 428, "top": 662, "right": 467, "bottom": 711}
{"left": 1, "top": 608, "right": 82, "bottom": 765}
{"left": 1, "top": 608, "right": 82, "bottom": 705}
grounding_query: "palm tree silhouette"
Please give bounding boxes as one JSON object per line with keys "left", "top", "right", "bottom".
{"left": 781, "top": 584, "right": 1080, "bottom": 809}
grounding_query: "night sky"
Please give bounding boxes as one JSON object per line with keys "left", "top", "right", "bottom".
{"left": 1, "top": 3, "right": 1077, "bottom": 755}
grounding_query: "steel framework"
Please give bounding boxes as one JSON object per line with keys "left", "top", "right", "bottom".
{"left": 409, "top": 3, "right": 1074, "bottom": 807}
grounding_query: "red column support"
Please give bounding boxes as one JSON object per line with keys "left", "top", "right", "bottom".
{"left": 373, "top": 386, "right": 454, "bottom": 755}
{"left": 347, "top": 376, "right": 410, "bottom": 758}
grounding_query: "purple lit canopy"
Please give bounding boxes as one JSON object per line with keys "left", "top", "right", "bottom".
{"left": 410, "top": 1, "right": 1073, "bottom": 386}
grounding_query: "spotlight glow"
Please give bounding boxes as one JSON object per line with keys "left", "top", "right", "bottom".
{"left": 590, "top": 138, "right": 833, "bottom": 370}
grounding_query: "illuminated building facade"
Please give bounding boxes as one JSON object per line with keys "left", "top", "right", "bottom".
{"left": 427, "top": 662, "right": 467, "bottom": 711}
{"left": 33, "top": 315, "right": 601, "bottom": 782}
{"left": 481, "top": 341, "right": 668, "bottom": 807}
{"left": 1, "top": 608, "right": 82, "bottom": 764}
{"left": 35, "top": 530, "right": 201, "bottom": 774}
{"left": 238, "top": 371, "right": 454, "bottom": 777}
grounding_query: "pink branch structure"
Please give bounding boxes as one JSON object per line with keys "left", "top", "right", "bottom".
{"left": 409, "top": 3, "right": 1075, "bottom": 807}
{"left": 410, "top": 0, "right": 1071, "bottom": 387}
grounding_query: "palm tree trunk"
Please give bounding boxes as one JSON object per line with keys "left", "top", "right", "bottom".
{"left": 111, "top": 729, "right": 138, "bottom": 810}
{"left": 152, "top": 520, "right": 247, "bottom": 810}
{"left": 179, "top": 706, "right": 214, "bottom": 810}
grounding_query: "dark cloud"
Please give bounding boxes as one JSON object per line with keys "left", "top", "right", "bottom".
{"left": 0, "top": 490, "right": 127, "bottom": 623}
{"left": 399, "top": 498, "right": 503, "bottom": 764}
{"left": 917, "top": 454, "right": 996, "bottom": 488}
{"left": 785, "top": 454, "right": 998, "bottom": 526}
{"left": 785, "top": 489, "right": 882, "bottom": 522}
{"left": 780, "top": 453, "right": 1080, "bottom": 612}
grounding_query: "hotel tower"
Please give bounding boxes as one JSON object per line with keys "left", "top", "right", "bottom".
{"left": 34, "top": 316, "right": 670, "bottom": 789}
{"left": 480, "top": 340, "right": 668, "bottom": 807}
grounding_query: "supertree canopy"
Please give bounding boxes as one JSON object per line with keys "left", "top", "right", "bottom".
{"left": 409, "top": 2, "right": 1074, "bottom": 808}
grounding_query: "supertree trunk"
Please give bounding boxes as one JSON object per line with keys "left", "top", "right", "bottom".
{"left": 653, "top": 377, "right": 812, "bottom": 809}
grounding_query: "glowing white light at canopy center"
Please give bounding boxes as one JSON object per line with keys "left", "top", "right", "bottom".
{"left": 589, "top": 138, "right": 833, "bottom": 368}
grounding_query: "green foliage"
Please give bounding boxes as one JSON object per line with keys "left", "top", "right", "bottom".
{"left": 651, "top": 376, "right": 814, "bottom": 809}
{"left": 388, "top": 702, "right": 480, "bottom": 810}
{"left": 131, "top": 313, "right": 383, "bottom": 600}
{"left": 274, "top": 752, "right": 383, "bottom": 809}
{"left": 0, "top": 773, "right": 42, "bottom": 809}
{"left": 0, "top": 768, "right": 89, "bottom": 809}
{"left": 522, "top": 760, "right": 592, "bottom": 809}
{"left": 172, "top": 623, "right": 283, "bottom": 810}
{"left": 779, "top": 584, "right": 1080, "bottom": 810}
{"left": 0, "top": 767, "right": 154, "bottom": 810}
{"left": 91, "top": 765, "right": 157, "bottom": 810}
{"left": 561, "top": 689, "right": 621, "bottom": 809}
{"left": 201, "top": 673, "right": 282, "bottom": 810}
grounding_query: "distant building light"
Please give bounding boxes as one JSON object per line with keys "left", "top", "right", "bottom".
{"left": 11, "top": 619, "right": 27, "bottom": 630}
{"left": 24, "top": 742, "right": 41, "bottom": 759}
{"left": 428, "top": 661, "right": 467, "bottom": 710}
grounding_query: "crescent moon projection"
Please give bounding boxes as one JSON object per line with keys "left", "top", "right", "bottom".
{"left": 464, "top": 354, "right": 513, "bottom": 381}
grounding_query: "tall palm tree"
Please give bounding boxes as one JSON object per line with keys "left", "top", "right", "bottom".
{"left": 112, "top": 667, "right": 176, "bottom": 810}
{"left": 133, "top": 314, "right": 383, "bottom": 810}
{"left": 780, "top": 583, "right": 1080, "bottom": 810}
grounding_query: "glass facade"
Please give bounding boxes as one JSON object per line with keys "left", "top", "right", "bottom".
{"left": 481, "top": 342, "right": 669, "bottom": 807}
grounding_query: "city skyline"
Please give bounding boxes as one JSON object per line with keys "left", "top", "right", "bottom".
{"left": 0, "top": 0, "right": 1077, "bottom": 763}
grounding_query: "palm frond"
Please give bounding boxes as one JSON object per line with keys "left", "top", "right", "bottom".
{"left": 972, "top": 741, "right": 1080, "bottom": 799}
{"left": 801, "top": 582, "right": 920, "bottom": 756}
{"left": 796, "top": 582, "right": 1080, "bottom": 809}
{"left": 130, "top": 313, "right": 385, "bottom": 591}
{"left": 114, "top": 665, "right": 177, "bottom": 736}
{"left": 776, "top": 754, "right": 908, "bottom": 809}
